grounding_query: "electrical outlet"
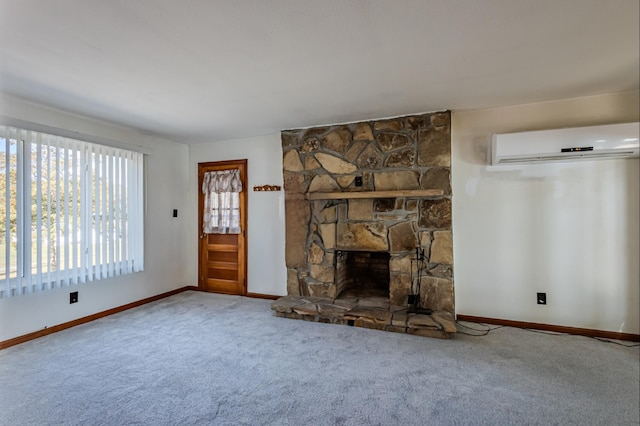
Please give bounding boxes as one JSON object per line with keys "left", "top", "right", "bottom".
{"left": 537, "top": 292, "right": 546, "bottom": 305}
{"left": 70, "top": 291, "right": 78, "bottom": 304}
{"left": 354, "top": 176, "right": 363, "bottom": 187}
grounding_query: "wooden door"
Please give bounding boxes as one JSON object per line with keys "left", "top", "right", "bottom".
{"left": 198, "top": 160, "right": 247, "bottom": 295}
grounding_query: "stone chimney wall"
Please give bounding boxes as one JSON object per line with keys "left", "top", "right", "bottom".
{"left": 281, "top": 111, "right": 454, "bottom": 313}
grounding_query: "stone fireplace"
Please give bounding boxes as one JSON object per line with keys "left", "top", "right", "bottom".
{"left": 271, "top": 111, "right": 456, "bottom": 338}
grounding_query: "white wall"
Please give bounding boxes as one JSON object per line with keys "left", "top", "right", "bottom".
{"left": 187, "top": 134, "right": 287, "bottom": 296}
{"left": 0, "top": 95, "right": 191, "bottom": 341}
{"left": 452, "top": 91, "right": 639, "bottom": 334}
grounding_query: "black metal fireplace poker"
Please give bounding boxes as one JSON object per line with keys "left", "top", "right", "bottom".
{"left": 408, "top": 247, "right": 432, "bottom": 315}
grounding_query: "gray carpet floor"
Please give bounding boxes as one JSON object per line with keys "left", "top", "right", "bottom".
{"left": 0, "top": 291, "right": 638, "bottom": 426}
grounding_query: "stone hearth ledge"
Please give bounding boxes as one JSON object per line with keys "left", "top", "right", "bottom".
{"left": 271, "top": 296, "right": 456, "bottom": 339}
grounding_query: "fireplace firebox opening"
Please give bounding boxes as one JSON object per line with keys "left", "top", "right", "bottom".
{"left": 335, "top": 251, "right": 390, "bottom": 299}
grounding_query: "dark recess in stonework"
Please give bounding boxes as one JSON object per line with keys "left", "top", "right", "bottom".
{"left": 336, "top": 251, "right": 390, "bottom": 299}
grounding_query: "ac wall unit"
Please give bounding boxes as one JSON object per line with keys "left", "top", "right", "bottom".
{"left": 491, "top": 122, "right": 639, "bottom": 165}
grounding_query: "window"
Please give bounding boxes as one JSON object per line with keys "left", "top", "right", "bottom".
{"left": 0, "top": 124, "right": 144, "bottom": 298}
{"left": 202, "top": 169, "right": 242, "bottom": 234}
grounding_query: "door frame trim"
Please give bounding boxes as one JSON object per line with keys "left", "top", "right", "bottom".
{"left": 198, "top": 159, "right": 248, "bottom": 295}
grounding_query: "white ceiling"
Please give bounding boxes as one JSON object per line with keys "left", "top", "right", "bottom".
{"left": 1, "top": 0, "right": 638, "bottom": 144}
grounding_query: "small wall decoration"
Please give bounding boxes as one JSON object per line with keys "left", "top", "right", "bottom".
{"left": 253, "top": 185, "right": 281, "bottom": 192}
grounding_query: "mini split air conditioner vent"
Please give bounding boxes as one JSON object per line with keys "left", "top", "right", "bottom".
{"left": 491, "top": 122, "right": 639, "bottom": 165}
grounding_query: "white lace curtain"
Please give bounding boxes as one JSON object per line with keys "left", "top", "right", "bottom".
{"left": 202, "top": 169, "right": 242, "bottom": 234}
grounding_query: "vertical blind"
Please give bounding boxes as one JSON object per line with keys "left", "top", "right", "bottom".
{"left": 0, "top": 124, "right": 144, "bottom": 298}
